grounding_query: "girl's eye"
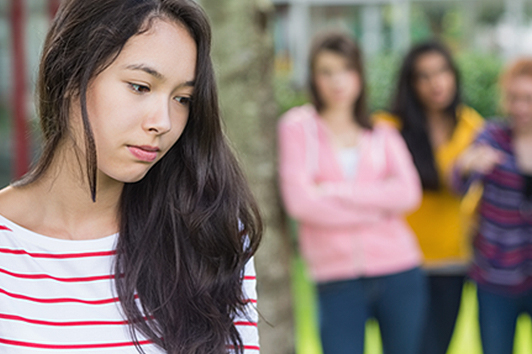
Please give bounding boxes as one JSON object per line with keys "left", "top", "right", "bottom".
{"left": 174, "top": 96, "right": 192, "bottom": 106}
{"left": 129, "top": 83, "right": 150, "bottom": 93}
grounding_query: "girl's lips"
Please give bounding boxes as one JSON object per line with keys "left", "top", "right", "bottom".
{"left": 127, "top": 146, "right": 159, "bottom": 162}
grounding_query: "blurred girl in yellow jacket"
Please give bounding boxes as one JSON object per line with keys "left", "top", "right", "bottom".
{"left": 374, "top": 41, "right": 484, "bottom": 354}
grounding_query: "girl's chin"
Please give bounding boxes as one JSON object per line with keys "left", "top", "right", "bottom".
{"left": 512, "top": 116, "right": 532, "bottom": 132}
{"left": 326, "top": 98, "right": 356, "bottom": 109}
{"left": 98, "top": 169, "right": 150, "bottom": 186}
{"left": 427, "top": 99, "right": 453, "bottom": 111}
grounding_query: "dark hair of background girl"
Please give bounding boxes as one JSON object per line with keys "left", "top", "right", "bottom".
{"left": 14, "top": 0, "right": 262, "bottom": 353}
{"left": 309, "top": 31, "right": 372, "bottom": 129}
{"left": 392, "top": 41, "right": 461, "bottom": 190}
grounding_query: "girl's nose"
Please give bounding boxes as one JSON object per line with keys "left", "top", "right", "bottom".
{"left": 144, "top": 98, "right": 172, "bottom": 134}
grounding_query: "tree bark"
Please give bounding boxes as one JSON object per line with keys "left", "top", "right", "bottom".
{"left": 201, "top": 2, "right": 295, "bottom": 354}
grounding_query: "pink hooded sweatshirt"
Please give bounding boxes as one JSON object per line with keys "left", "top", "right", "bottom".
{"left": 278, "top": 105, "right": 422, "bottom": 282}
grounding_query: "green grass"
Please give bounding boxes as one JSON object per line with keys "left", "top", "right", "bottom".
{"left": 292, "top": 256, "right": 532, "bottom": 354}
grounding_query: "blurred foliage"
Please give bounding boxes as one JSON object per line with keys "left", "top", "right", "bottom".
{"left": 366, "top": 53, "right": 401, "bottom": 112}
{"left": 441, "top": 7, "right": 463, "bottom": 42}
{"left": 275, "top": 51, "right": 503, "bottom": 120}
{"left": 478, "top": 2, "right": 504, "bottom": 25}
{"left": 410, "top": 3, "right": 464, "bottom": 46}
{"left": 274, "top": 75, "right": 309, "bottom": 115}
{"left": 410, "top": 5, "right": 433, "bottom": 43}
{"left": 456, "top": 52, "right": 503, "bottom": 118}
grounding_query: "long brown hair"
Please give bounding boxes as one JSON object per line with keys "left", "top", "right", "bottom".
{"left": 15, "top": 0, "right": 262, "bottom": 353}
{"left": 392, "top": 41, "right": 461, "bottom": 190}
{"left": 500, "top": 58, "right": 532, "bottom": 89}
{"left": 308, "top": 31, "right": 372, "bottom": 129}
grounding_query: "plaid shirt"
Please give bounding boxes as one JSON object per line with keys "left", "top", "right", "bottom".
{"left": 453, "top": 121, "right": 532, "bottom": 295}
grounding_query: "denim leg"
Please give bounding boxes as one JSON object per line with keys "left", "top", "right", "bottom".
{"left": 477, "top": 286, "right": 519, "bottom": 354}
{"left": 373, "top": 267, "right": 428, "bottom": 354}
{"left": 420, "top": 275, "right": 465, "bottom": 354}
{"left": 519, "top": 290, "right": 532, "bottom": 349}
{"left": 317, "top": 278, "right": 368, "bottom": 354}
{"left": 522, "top": 290, "right": 532, "bottom": 316}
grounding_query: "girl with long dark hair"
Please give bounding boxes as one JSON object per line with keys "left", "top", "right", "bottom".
{"left": 374, "top": 41, "right": 484, "bottom": 354}
{"left": 278, "top": 31, "right": 426, "bottom": 354}
{"left": 453, "top": 58, "right": 532, "bottom": 354}
{"left": 0, "top": 0, "right": 261, "bottom": 353}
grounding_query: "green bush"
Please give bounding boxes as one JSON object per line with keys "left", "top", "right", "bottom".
{"left": 366, "top": 52, "right": 401, "bottom": 112}
{"left": 456, "top": 52, "right": 503, "bottom": 118}
{"left": 274, "top": 75, "right": 309, "bottom": 116}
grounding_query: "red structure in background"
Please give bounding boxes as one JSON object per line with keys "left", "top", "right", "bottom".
{"left": 10, "top": 0, "right": 29, "bottom": 179}
{"left": 49, "top": 0, "right": 61, "bottom": 19}
{"left": 9, "top": 0, "right": 60, "bottom": 180}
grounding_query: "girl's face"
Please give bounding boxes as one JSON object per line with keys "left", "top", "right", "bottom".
{"left": 504, "top": 75, "right": 532, "bottom": 131}
{"left": 313, "top": 50, "right": 361, "bottom": 111}
{"left": 413, "top": 51, "right": 456, "bottom": 113}
{"left": 76, "top": 19, "right": 197, "bottom": 185}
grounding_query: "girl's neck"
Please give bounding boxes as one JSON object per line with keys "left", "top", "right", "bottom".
{"left": 0, "top": 146, "right": 123, "bottom": 240}
{"left": 513, "top": 128, "right": 532, "bottom": 174}
{"left": 425, "top": 108, "right": 450, "bottom": 123}
{"left": 424, "top": 108, "right": 454, "bottom": 148}
{"left": 513, "top": 124, "right": 532, "bottom": 138}
{"left": 319, "top": 105, "right": 363, "bottom": 148}
{"left": 320, "top": 105, "right": 358, "bottom": 129}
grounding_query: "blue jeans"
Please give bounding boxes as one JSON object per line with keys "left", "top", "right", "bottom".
{"left": 420, "top": 275, "right": 465, "bottom": 354}
{"left": 477, "top": 286, "right": 532, "bottom": 354}
{"left": 317, "top": 267, "right": 427, "bottom": 354}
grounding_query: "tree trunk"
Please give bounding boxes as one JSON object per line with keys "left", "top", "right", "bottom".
{"left": 201, "top": 2, "right": 295, "bottom": 354}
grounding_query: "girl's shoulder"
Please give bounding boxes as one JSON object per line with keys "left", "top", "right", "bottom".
{"left": 455, "top": 105, "right": 485, "bottom": 142}
{"left": 365, "top": 121, "right": 407, "bottom": 157}
{"left": 372, "top": 119, "right": 403, "bottom": 139}
{"left": 476, "top": 119, "right": 512, "bottom": 149}
{"left": 481, "top": 119, "right": 510, "bottom": 137}
{"left": 372, "top": 110, "right": 402, "bottom": 130}
{"left": 278, "top": 104, "right": 317, "bottom": 128}
{"left": 0, "top": 216, "right": 13, "bottom": 233}
{"left": 0, "top": 186, "right": 39, "bottom": 236}
{"left": 0, "top": 186, "right": 23, "bottom": 227}
{"left": 0, "top": 187, "right": 118, "bottom": 251}
{"left": 457, "top": 105, "right": 484, "bottom": 129}
{"left": 372, "top": 106, "right": 485, "bottom": 133}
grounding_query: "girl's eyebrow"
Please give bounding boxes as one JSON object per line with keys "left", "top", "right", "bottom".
{"left": 177, "top": 80, "right": 195, "bottom": 89}
{"left": 123, "top": 63, "right": 195, "bottom": 88}
{"left": 125, "top": 64, "right": 164, "bottom": 80}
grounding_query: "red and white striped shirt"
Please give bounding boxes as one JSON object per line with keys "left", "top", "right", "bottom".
{"left": 0, "top": 215, "right": 259, "bottom": 353}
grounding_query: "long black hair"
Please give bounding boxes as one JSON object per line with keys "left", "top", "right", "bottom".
{"left": 309, "top": 31, "right": 372, "bottom": 129}
{"left": 14, "top": 0, "right": 262, "bottom": 353}
{"left": 392, "top": 41, "right": 461, "bottom": 190}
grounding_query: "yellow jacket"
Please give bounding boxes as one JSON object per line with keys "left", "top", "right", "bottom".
{"left": 374, "top": 106, "right": 484, "bottom": 269}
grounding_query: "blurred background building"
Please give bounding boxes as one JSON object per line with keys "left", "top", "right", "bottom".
{"left": 0, "top": 0, "right": 59, "bottom": 187}
{"left": 1, "top": 0, "right": 532, "bottom": 186}
{"left": 272, "top": 0, "right": 532, "bottom": 86}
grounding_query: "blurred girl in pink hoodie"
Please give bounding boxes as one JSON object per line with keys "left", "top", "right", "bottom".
{"left": 278, "top": 32, "right": 426, "bottom": 354}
